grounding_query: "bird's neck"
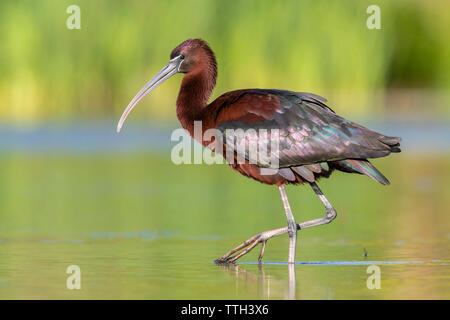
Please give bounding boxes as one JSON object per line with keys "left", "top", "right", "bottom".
{"left": 176, "top": 68, "right": 216, "bottom": 135}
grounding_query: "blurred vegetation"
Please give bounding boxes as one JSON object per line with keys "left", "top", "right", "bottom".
{"left": 0, "top": 0, "right": 449, "bottom": 123}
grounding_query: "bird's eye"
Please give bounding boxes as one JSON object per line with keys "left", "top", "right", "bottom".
{"left": 180, "top": 54, "right": 185, "bottom": 60}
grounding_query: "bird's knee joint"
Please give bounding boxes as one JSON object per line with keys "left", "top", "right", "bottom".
{"left": 325, "top": 208, "right": 337, "bottom": 222}
{"left": 287, "top": 221, "right": 297, "bottom": 236}
{"left": 287, "top": 227, "right": 297, "bottom": 238}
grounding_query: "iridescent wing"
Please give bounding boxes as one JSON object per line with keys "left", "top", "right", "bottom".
{"left": 212, "top": 89, "right": 400, "bottom": 185}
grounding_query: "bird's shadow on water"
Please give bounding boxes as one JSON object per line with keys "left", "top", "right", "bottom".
{"left": 215, "top": 260, "right": 439, "bottom": 300}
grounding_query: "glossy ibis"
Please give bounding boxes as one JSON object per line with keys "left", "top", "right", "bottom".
{"left": 117, "top": 39, "right": 401, "bottom": 264}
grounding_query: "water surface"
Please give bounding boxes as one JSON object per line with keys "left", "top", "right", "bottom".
{"left": 0, "top": 125, "right": 449, "bottom": 299}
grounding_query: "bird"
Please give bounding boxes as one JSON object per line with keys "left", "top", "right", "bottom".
{"left": 117, "top": 39, "right": 401, "bottom": 264}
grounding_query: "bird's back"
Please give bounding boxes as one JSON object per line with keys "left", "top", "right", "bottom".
{"left": 203, "top": 89, "right": 400, "bottom": 186}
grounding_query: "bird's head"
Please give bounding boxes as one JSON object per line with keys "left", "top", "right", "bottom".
{"left": 117, "top": 38, "right": 216, "bottom": 133}
{"left": 170, "top": 39, "right": 216, "bottom": 75}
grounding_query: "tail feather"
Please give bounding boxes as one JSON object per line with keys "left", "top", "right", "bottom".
{"left": 379, "top": 135, "right": 402, "bottom": 153}
{"left": 333, "top": 159, "right": 390, "bottom": 185}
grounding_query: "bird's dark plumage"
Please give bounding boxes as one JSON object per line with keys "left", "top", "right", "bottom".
{"left": 208, "top": 89, "right": 400, "bottom": 185}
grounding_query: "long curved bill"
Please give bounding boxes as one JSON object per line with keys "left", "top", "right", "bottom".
{"left": 116, "top": 55, "right": 184, "bottom": 133}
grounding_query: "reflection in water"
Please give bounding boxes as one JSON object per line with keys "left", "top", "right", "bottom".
{"left": 217, "top": 262, "right": 297, "bottom": 300}
{"left": 217, "top": 258, "right": 447, "bottom": 300}
{"left": 288, "top": 263, "right": 296, "bottom": 300}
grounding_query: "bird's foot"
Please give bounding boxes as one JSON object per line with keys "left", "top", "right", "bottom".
{"left": 214, "top": 233, "right": 265, "bottom": 264}
{"left": 215, "top": 225, "right": 291, "bottom": 264}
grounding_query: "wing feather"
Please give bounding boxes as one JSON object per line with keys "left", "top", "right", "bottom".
{"left": 213, "top": 89, "right": 401, "bottom": 169}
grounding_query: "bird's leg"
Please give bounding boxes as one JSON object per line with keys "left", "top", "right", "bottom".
{"left": 297, "top": 182, "right": 337, "bottom": 230}
{"left": 215, "top": 185, "right": 298, "bottom": 264}
{"left": 215, "top": 225, "right": 296, "bottom": 264}
{"left": 279, "top": 185, "right": 297, "bottom": 264}
{"left": 215, "top": 182, "right": 337, "bottom": 264}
